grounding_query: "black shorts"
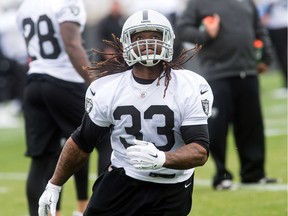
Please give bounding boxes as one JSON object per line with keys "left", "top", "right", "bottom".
{"left": 84, "top": 166, "right": 194, "bottom": 216}
{"left": 23, "top": 74, "right": 87, "bottom": 157}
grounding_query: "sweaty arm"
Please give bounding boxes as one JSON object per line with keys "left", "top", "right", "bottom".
{"left": 164, "top": 125, "right": 210, "bottom": 170}
{"left": 60, "top": 21, "right": 92, "bottom": 84}
{"left": 50, "top": 113, "right": 110, "bottom": 186}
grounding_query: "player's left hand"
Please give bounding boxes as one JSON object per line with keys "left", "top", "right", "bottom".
{"left": 127, "top": 139, "right": 166, "bottom": 169}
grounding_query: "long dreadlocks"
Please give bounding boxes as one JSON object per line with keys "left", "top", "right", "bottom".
{"left": 84, "top": 34, "right": 202, "bottom": 97}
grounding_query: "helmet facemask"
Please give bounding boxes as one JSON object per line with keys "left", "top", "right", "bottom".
{"left": 120, "top": 10, "right": 175, "bottom": 67}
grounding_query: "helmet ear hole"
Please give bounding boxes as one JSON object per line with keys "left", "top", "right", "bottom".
{"left": 120, "top": 9, "right": 175, "bottom": 67}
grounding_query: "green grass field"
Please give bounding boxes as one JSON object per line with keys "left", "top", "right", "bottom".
{"left": 0, "top": 70, "right": 287, "bottom": 216}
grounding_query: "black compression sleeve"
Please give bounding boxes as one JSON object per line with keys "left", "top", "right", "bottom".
{"left": 71, "top": 113, "right": 110, "bottom": 153}
{"left": 180, "top": 125, "right": 210, "bottom": 154}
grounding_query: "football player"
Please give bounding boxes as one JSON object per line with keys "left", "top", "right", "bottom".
{"left": 38, "top": 9, "right": 213, "bottom": 216}
{"left": 16, "top": 0, "right": 112, "bottom": 216}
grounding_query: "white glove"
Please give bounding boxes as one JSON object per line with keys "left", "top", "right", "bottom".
{"left": 127, "top": 139, "right": 166, "bottom": 169}
{"left": 38, "top": 181, "right": 62, "bottom": 216}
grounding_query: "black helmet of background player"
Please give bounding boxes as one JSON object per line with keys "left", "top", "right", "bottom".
{"left": 120, "top": 9, "right": 175, "bottom": 67}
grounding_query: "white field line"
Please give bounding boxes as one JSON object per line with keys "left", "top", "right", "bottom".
{"left": 194, "top": 178, "right": 288, "bottom": 192}
{"left": 265, "top": 128, "right": 287, "bottom": 136}
{"left": 0, "top": 173, "right": 287, "bottom": 192}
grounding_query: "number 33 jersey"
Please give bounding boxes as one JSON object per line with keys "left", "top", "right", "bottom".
{"left": 86, "top": 69, "right": 214, "bottom": 184}
{"left": 16, "top": 0, "right": 86, "bottom": 83}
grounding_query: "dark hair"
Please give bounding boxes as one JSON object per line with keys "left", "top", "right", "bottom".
{"left": 84, "top": 34, "right": 202, "bottom": 97}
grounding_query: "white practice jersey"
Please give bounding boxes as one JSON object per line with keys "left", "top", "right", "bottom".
{"left": 16, "top": 0, "right": 86, "bottom": 83}
{"left": 85, "top": 69, "right": 213, "bottom": 184}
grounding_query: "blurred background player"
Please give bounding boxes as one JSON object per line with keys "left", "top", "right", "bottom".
{"left": 177, "top": 0, "right": 278, "bottom": 190}
{"left": 257, "top": 0, "right": 287, "bottom": 97}
{"left": 16, "top": 0, "right": 111, "bottom": 215}
{"left": 0, "top": 1, "right": 28, "bottom": 127}
{"left": 94, "top": 0, "right": 126, "bottom": 61}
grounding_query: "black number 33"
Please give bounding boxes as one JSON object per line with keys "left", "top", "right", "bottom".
{"left": 113, "top": 105, "right": 175, "bottom": 151}
{"left": 22, "top": 15, "right": 61, "bottom": 61}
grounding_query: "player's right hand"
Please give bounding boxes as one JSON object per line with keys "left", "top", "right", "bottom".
{"left": 38, "top": 181, "right": 62, "bottom": 216}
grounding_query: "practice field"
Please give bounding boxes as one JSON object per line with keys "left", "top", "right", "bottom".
{"left": 0, "top": 70, "right": 287, "bottom": 216}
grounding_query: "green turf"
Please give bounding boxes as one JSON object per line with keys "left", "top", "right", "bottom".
{"left": 0, "top": 70, "right": 287, "bottom": 216}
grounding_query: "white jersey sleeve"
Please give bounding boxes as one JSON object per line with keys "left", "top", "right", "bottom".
{"left": 16, "top": 0, "right": 86, "bottom": 82}
{"left": 51, "top": 0, "right": 86, "bottom": 32}
{"left": 85, "top": 69, "right": 213, "bottom": 184}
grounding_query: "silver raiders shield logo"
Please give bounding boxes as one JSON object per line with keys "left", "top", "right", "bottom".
{"left": 85, "top": 98, "right": 93, "bottom": 113}
{"left": 201, "top": 99, "right": 209, "bottom": 116}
